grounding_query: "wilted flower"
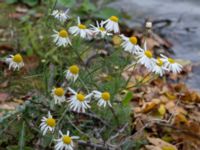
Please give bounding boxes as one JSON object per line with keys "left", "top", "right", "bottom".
{"left": 52, "top": 87, "right": 65, "bottom": 104}
{"left": 90, "top": 21, "right": 112, "bottom": 38}
{"left": 52, "top": 29, "right": 71, "bottom": 47}
{"left": 55, "top": 130, "right": 79, "bottom": 150}
{"left": 92, "top": 90, "right": 112, "bottom": 107}
{"left": 69, "top": 17, "right": 92, "bottom": 39}
{"left": 102, "top": 16, "right": 120, "bottom": 33}
{"left": 51, "top": 9, "right": 70, "bottom": 22}
{"left": 65, "top": 65, "right": 79, "bottom": 82}
{"left": 120, "top": 35, "right": 142, "bottom": 54}
{"left": 151, "top": 58, "right": 166, "bottom": 76}
{"left": 40, "top": 111, "right": 56, "bottom": 135}
{"left": 6, "top": 53, "right": 24, "bottom": 71}
{"left": 160, "top": 54, "right": 182, "bottom": 74}
{"left": 67, "top": 87, "right": 92, "bottom": 112}
{"left": 137, "top": 42, "right": 155, "bottom": 70}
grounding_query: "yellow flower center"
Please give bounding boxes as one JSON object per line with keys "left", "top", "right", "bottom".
{"left": 99, "top": 27, "right": 105, "bottom": 31}
{"left": 54, "top": 88, "right": 64, "bottom": 96}
{"left": 144, "top": 50, "right": 153, "bottom": 58}
{"left": 129, "top": 36, "right": 137, "bottom": 45}
{"left": 12, "top": 54, "right": 23, "bottom": 63}
{"left": 168, "top": 58, "right": 175, "bottom": 64}
{"left": 156, "top": 58, "right": 163, "bottom": 66}
{"left": 78, "top": 24, "right": 86, "bottom": 29}
{"left": 69, "top": 65, "right": 79, "bottom": 75}
{"left": 62, "top": 135, "right": 72, "bottom": 144}
{"left": 46, "top": 118, "right": 56, "bottom": 127}
{"left": 110, "top": 16, "right": 119, "bottom": 22}
{"left": 59, "top": 30, "right": 68, "bottom": 38}
{"left": 76, "top": 93, "right": 85, "bottom": 102}
{"left": 101, "top": 92, "right": 110, "bottom": 101}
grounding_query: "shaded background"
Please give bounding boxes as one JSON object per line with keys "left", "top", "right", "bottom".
{"left": 110, "top": 0, "right": 200, "bottom": 91}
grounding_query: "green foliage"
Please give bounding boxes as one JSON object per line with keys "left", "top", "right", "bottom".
{"left": 0, "top": 0, "right": 140, "bottom": 149}
{"left": 7, "top": 145, "right": 33, "bottom": 150}
{"left": 58, "top": 0, "right": 76, "bottom": 7}
{"left": 81, "top": 0, "right": 96, "bottom": 12}
{"left": 122, "top": 140, "right": 148, "bottom": 150}
{"left": 5, "top": 0, "right": 18, "bottom": 4}
{"left": 19, "top": 122, "right": 25, "bottom": 150}
{"left": 95, "top": 7, "right": 122, "bottom": 19}
{"left": 22, "top": 0, "right": 38, "bottom": 6}
{"left": 122, "top": 91, "right": 133, "bottom": 106}
{"left": 5, "top": 0, "right": 39, "bottom": 6}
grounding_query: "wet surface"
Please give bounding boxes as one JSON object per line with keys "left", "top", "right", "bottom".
{"left": 110, "top": 0, "right": 200, "bottom": 91}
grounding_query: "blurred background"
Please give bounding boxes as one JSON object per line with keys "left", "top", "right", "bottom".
{"left": 111, "top": 0, "right": 200, "bottom": 91}
{"left": 1, "top": 0, "right": 200, "bottom": 91}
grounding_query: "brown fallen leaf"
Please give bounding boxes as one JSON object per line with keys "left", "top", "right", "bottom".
{"left": 8, "top": 12, "right": 25, "bottom": 19}
{"left": 23, "top": 55, "right": 40, "bottom": 71}
{"left": 139, "top": 101, "right": 158, "bottom": 113}
{"left": 0, "top": 92, "right": 10, "bottom": 103}
{"left": 0, "top": 102, "right": 18, "bottom": 110}
{"left": 0, "top": 80, "right": 9, "bottom": 88}
{"left": 145, "top": 145, "right": 162, "bottom": 150}
{"left": 112, "top": 35, "right": 122, "bottom": 46}
{"left": 147, "top": 137, "right": 177, "bottom": 150}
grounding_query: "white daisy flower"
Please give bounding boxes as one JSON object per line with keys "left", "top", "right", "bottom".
{"left": 52, "top": 29, "right": 71, "bottom": 47}
{"left": 120, "top": 35, "right": 142, "bottom": 54}
{"left": 69, "top": 17, "right": 92, "bottom": 39}
{"left": 160, "top": 54, "right": 182, "bottom": 74}
{"left": 92, "top": 90, "right": 112, "bottom": 107}
{"left": 67, "top": 87, "right": 92, "bottom": 113}
{"left": 65, "top": 65, "right": 79, "bottom": 82}
{"left": 51, "top": 9, "right": 70, "bottom": 22}
{"left": 102, "top": 16, "right": 120, "bottom": 33}
{"left": 55, "top": 130, "right": 79, "bottom": 150}
{"left": 137, "top": 42, "right": 155, "bottom": 70}
{"left": 90, "top": 21, "right": 112, "bottom": 38}
{"left": 151, "top": 58, "right": 166, "bottom": 76}
{"left": 51, "top": 87, "right": 65, "bottom": 104}
{"left": 6, "top": 53, "right": 24, "bottom": 71}
{"left": 40, "top": 111, "right": 56, "bottom": 135}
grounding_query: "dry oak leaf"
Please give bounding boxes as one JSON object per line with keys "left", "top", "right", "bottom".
{"left": 138, "top": 101, "right": 158, "bottom": 113}
{"left": 0, "top": 102, "right": 18, "bottom": 110}
{"left": 145, "top": 145, "right": 162, "bottom": 150}
{"left": 147, "top": 137, "right": 177, "bottom": 150}
{"left": 0, "top": 92, "right": 10, "bottom": 103}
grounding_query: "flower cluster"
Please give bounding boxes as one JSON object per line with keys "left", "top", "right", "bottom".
{"left": 3, "top": 7, "right": 184, "bottom": 150}
{"left": 51, "top": 9, "right": 119, "bottom": 47}
{"left": 50, "top": 8, "right": 182, "bottom": 77}
{"left": 51, "top": 85, "right": 112, "bottom": 112}
{"left": 120, "top": 38, "right": 182, "bottom": 76}
{"left": 40, "top": 111, "right": 79, "bottom": 150}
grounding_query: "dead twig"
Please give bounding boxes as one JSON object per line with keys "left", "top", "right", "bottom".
{"left": 155, "top": 122, "right": 200, "bottom": 140}
{"left": 71, "top": 111, "right": 109, "bottom": 127}
{"left": 78, "top": 140, "right": 113, "bottom": 150}
{"left": 106, "top": 123, "right": 129, "bottom": 148}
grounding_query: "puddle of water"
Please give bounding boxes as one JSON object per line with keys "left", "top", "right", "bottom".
{"left": 110, "top": 0, "right": 200, "bottom": 91}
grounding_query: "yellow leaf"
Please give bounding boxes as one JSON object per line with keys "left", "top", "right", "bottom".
{"left": 112, "top": 35, "right": 122, "bottom": 46}
{"left": 141, "top": 101, "right": 157, "bottom": 113}
{"left": 176, "top": 113, "right": 188, "bottom": 123}
{"left": 152, "top": 98, "right": 161, "bottom": 104}
{"left": 161, "top": 135, "right": 173, "bottom": 143}
{"left": 162, "top": 146, "right": 176, "bottom": 150}
{"left": 148, "top": 137, "right": 177, "bottom": 150}
{"left": 165, "top": 92, "right": 176, "bottom": 100}
{"left": 158, "top": 104, "right": 166, "bottom": 116}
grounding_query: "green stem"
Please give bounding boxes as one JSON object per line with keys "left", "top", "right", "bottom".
{"left": 109, "top": 106, "right": 120, "bottom": 127}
